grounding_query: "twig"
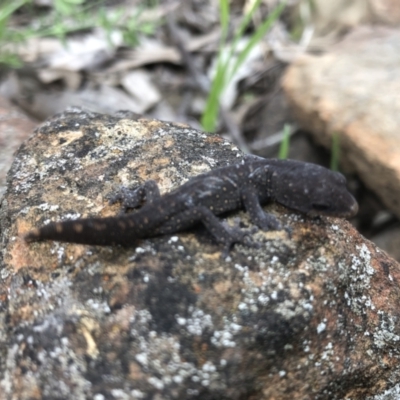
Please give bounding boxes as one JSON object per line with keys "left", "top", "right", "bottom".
{"left": 167, "top": 12, "right": 251, "bottom": 153}
{"left": 166, "top": 13, "right": 209, "bottom": 92}
{"left": 249, "top": 124, "right": 296, "bottom": 152}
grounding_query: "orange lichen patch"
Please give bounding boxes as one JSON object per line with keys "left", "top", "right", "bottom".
{"left": 13, "top": 385, "right": 42, "bottom": 400}
{"left": 161, "top": 138, "right": 175, "bottom": 149}
{"left": 64, "top": 244, "right": 88, "bottom": 262}
{"left": 50, "top": 130, "right": 83, "bottom": 147}
{"left": 258, "top": 229, "right": 288, "bottom": 241}
{"left": 111, "top": 306, "right": 136, "bottom": 332}
{"left": 192, "top": 283, "right": 202, "bottom": 294}
{"left": 286, "top": 281, "right": 303, "bottom": 300}
{"left": 129, "top": 362, "right": 147, "bottom": 381}
{"left": 11, "top": 240, "right": 31, "bottom": 269}
{"left": 11, "top": 304, "right": 36, "bottom": 325}
{"left": 247, "top": 271, "right": 265, "bottom": 288}
{"left": 108, "top": 282, "right": 131, "bottom": 309}
{"left": 144, "top": 119, "right": 166, "bottom": 129}
{"left": 17, "top": 218, "right": 35, "bottom": 236}
{"left": 10, "top": 231, "right": 87, "bottom": 273}
{"left": 8, "top": 233, "right": 37, "bottom": 273}
{"left": 110, "top": 120, "right": 153, "bottom": 139}
{"left": 154, "top": 157, "right": 172, "bottom": 166}
{"left": 205, "top": 135, "right": 224, "bottom": 144}
{"left": 213, "top": 281, "right": 233, "bottom": 295}
{"left": 304, "top": 276, "right": 325, "bottom": 299}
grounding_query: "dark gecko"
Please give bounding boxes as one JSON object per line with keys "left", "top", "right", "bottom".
{"left": 25, "top": 158, "right": 358, "bottom": 251}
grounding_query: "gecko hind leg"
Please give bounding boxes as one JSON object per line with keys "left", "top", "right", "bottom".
{"left": 157, "top": 206, "right": 258, "bottom": 255}
{"left": 109, "top": 180, "right": 161, "bottom": 213}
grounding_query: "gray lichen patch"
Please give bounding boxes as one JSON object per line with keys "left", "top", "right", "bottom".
{"left": 1, "top": 109, "right": 400, "bottom": 399}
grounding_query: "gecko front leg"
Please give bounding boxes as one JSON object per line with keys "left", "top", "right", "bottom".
{"left": 241, "top": 188, "right": 292, "bottom": 238}
{"left": 156, "top": 206, "right": 257, "bottom": 255}
{"left": 241, "top": 188, "right": 282, "bottom": 230}
{"left": 109, "top": 180, "right": 161, "bottom": 212}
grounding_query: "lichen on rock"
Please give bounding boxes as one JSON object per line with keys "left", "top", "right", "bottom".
{"left": 1, "top": 108, "right": 400, "bottom": 400}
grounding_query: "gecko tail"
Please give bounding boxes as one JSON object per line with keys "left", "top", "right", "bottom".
{"left": 24, "top": 228, "right": 43, "bottom": 243}
{"left": 24, "top": 217, "right": 140, "bottom": 246}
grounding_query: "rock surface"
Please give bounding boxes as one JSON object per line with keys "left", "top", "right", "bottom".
{"left": 1, "top": 109, "right": 400, "bottom": 399}
{"left": 282, "top": 26, "right": 400, "bottom": 220}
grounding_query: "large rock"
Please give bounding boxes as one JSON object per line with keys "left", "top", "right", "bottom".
{"left": 282, "top": 26, "right": 400, "bottom": 220}
{"left": 1, "top": 109, "right": 400, "bottom": 399}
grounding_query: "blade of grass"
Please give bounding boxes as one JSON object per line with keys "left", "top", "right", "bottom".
{"left": 219, "top": 0, "right": 230, "bottom": 44}
{"left": 201, "top": 1, "right": 286, "bottom": 132}
{"left": 0, "top": 0, "right": 29, "bottom": 38}
{"left": 278, "top": 123, "right": 291, "bottom": 159}
{"left": 201, "top": 61, "right": 226, "bottom": 132}
{"left": 233, "top": 0, "right": 263, "bottom": 44}
{"left": 227, "top": 0, "right": 263, "bottom": 67}
{"left": 330, "top": 132, "right": 340, "bottom": 171}
{"left": 229, "top": 1, "right": 286, "bottom": 81}
{"left": 0, "top": 0, "right": 28, "bottom": 22}
{"left": 201, "top": 0, "right": 230, "bottom": 131}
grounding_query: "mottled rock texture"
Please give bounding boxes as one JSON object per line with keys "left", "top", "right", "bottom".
{"left": 1, "top": 109, "right": 400, "bottom": 400}
{"left": 282, "top": 26, "right": 400, "bottom": 220}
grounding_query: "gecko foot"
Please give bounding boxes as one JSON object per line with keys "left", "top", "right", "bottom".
{"left": 109, "top": 180, "right": 160, "bottom": 213}
{"left": 220, "top": 220, "right": 260, "bottom": 257}
{"left": 108, "top": 186, "right": 143, "bottom": 213}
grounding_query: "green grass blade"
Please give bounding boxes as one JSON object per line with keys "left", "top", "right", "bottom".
{"left": 229, "top": 1, "right": 286, "bottom": 81}
{"left": 232, "top": 0, "right": 262, "bottom": 47}
{"left": 201, "top": 0, "right": 230, "bottom": 132}
{"left": 330, "top": 132, "right": 340, "bottom": 171}
{"left": 202, "top": 0, "right": 285, "bottom": 133}
{"left": 0, "top": 0, "right": 28, "bottom": 38}
{"left": 226, "top": 0, "right": 263, "bottom": 86}
{"left": 278, "top": 123, "right": 291, "bottom": 159}
{"left": 0, "top": 0, "right": 28, "bottom": 22}
{"left": 201, "top": 60, "right": 226, "bottom": 131}
{"left": 219, "top": 0, "right": 229, "bottom": 44}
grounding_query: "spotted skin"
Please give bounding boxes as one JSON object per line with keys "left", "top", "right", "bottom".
{"left": 25, "top": 157, "right": 358, "bottom": 250}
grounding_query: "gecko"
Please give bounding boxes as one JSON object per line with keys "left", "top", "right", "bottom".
{"left": 25, "top": 157, "right": 358, "bottom": 251}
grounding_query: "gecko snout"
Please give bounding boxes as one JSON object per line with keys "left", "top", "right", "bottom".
{"left": 347, "top": 199, "right": 359, "bottom": 217}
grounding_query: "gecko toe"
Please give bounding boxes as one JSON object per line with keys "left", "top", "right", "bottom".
{"left": 24, "top": 229, "right": 41, "bottom": 243}
{"left": 218, "top": 224, "right": 260, "bottom": 256}
{"left": 108, "top": 186, "right": 144, "bottom": 211}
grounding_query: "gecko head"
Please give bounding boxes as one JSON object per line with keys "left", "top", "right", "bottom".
{"left": 273, "top": 161, "right": 358, "bottom": 218}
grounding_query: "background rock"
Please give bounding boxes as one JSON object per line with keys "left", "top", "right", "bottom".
{"left": 282, "top": 26, "right": 400, "bottom": 220}
{"left": 1, "top": 109, "right": 400, "bottom": 399}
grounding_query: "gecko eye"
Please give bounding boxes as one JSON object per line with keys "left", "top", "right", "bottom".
{"left": 312, "top": 203, "right": 330, "bottom": 212}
